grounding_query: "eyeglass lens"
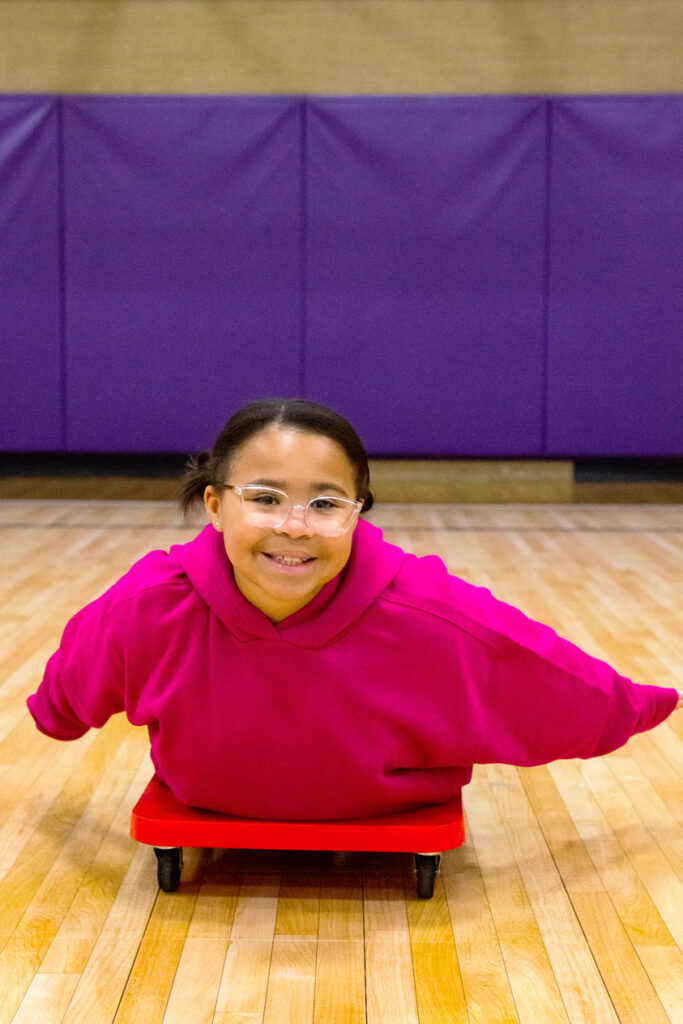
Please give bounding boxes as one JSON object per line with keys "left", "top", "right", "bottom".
{"left": 238, "top": 486, "right": 357, "bottom": 536}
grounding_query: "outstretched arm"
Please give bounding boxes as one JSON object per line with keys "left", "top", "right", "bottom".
{"left": 28, "top": 591, "right": 126, "bottom": 740}
{"left": 468, "top": 607, "right": 679, "bottom": 767}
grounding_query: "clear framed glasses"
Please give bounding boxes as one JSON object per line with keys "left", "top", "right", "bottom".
{"left": 225, "top": 484, "right": 362, "bottom": 537}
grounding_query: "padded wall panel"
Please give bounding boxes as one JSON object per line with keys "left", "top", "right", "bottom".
{"left": 0, "top": 97, "right": 61, "bottom": 450}
{"left": 305, "top": 97, "right": 547, "bottom": 455}
{"left": 547, "top": 96, "right": 683, "bottom": 455}
{"left": 64, "top": 97, "right": 303, "bottom": 452}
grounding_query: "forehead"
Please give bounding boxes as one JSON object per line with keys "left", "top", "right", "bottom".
{"left": 230, "top": 426, "right": 356, "bottom": 492}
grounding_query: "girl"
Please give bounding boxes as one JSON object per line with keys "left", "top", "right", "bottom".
{"left": 28, "top": 399, "right": 681, "bottom": 820}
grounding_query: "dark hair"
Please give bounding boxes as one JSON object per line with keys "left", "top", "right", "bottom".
{"left": 180, "top": 398, "right": 374, "bottom": 515}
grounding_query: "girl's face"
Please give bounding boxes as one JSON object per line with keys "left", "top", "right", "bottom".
{"left": 204, "top": 425, "right": 361, "bottom": 622}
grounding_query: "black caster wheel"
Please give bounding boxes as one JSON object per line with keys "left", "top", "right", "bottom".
{"left": 414, "top": 854, "right": 440, "bottom": 899}
{"left": 154, "top": 847, "right": 183, "bottom": 892}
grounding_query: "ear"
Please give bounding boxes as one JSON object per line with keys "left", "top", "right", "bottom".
{"left": 203, "top": 485, "right": 221, "bottom": 527}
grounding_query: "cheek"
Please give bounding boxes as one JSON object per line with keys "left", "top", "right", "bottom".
{"left": 323, "top": 537, "right": 354, "bottom": 575}
{"left": 221, "top": 523, "right": 264, "bottom": 566}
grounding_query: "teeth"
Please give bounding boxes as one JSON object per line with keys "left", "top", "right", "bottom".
{"left": 270, "top": 555, "right": 307, "bottom": 566}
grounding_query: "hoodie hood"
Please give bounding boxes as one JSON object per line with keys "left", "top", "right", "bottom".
{"left": 174, "top": 518, "right": 406, "bottom": 648}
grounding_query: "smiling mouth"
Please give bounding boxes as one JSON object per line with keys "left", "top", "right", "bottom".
{"left": 263, "top": 553, "right": 316, "bottom": 567}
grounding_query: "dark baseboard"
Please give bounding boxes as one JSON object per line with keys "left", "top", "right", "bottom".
{"left": 574, "top": 457, "right": 683, "bottom": 482}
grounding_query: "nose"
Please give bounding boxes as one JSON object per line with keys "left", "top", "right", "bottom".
{"left": 272, "top": 503, "right": 314, "bottom": 538}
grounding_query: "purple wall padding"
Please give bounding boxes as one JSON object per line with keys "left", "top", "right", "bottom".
{"left": 1, "top": 94, "right": 681, "bottom": 456}
{"left": 63, "top": 97, "right": 303, "bottom": 452}
{"left": 547, "top": 96, "right": 683, "bottom": 455}
{"left": 305, "top": 97, "right": 547, "bottom": 455}
{"left": 0, "top": 97, "right": 62, "bottom": 450}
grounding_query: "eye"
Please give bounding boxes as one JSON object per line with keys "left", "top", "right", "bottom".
{"left": 310, "top": 497, "right": 344, "bottom": 512}
{"left": 246, "top": 490, "right": 283, "bottom": 506}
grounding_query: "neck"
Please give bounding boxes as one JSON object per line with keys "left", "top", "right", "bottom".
{"left": 233, "top": 570, "right": 324, "bottom": 623}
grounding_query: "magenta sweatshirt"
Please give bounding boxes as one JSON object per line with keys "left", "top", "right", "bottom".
{"left": 27, "top": 520, "right": 677, "bottom": 820}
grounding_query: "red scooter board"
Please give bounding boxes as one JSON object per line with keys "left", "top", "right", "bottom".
{"left": 131, "top": 775, "right": 465, "bottom": 898}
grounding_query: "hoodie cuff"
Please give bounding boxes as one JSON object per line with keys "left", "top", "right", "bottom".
{"left": 633, "top": 685, "right": 679, "bottom": 735}
{"left": 26, "top": 694, "right": 90, "bottom": 741}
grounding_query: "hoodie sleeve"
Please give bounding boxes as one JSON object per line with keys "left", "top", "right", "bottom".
{"left": 464, "top": 591, "right": 678, "bottom": 767}
{"left": 27, "top": 588, "right": 128, "bottom": 741}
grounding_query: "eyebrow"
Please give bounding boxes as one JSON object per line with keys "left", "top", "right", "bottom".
{"left": 247, "top": 478, "right": 352, "bottom": 497}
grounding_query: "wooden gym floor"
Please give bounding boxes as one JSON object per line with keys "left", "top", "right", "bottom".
{"left": 0, "top": 496, "right": 681, "bottom": 1024}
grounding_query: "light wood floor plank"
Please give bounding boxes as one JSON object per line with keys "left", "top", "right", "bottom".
{"left": 317, "top": 869, "right": 364, "bottom": 941}
{"left": 113, "top": 855, "right": 203, "bottom": 1024}
{"left": 465, "top": 774, "right": 570, "bottom": 1024}
{"left": 312, "top": 939, "right": 365, "bottom": 1024}
{"left": 521, "top": 761, "right": 678, "bottom": 978}
{"left": 486, "top": 763, "right": 621, "bottom": 1024}
{"left": 633, "top": 944, "right": 683, "bottom": 1024}
{"left": 549, "top": 761, "right": 677, "bottom": 1021}
{"left": 411, "top": 942, "right": 468, "bottom": 1024}
{"left": 186, "top": 851, "right": 242, "bottom": 942}
{"left": 215, "top": 940, "right": 273, "bottom": 1021}
{"left": 628, "top": 729, "right": 683, "bottom": 821}
{"left": 365, "top": 933, "right": 420, "bottom": 1024}
{"left": 609, "top": 748, "right": 683, "bottom": 867}
{"left": 10, "top": 972, "right": 80, "bottom": 1024}
{"left": 262, "top": 938, "right": 317, "bottom": 1024}
{"left": 39, "top": 737, "right": 150, "bottom": 973}
{"left": 442, "top": 843, "right": 520, "bottom": 1024}
{"left": 0, "top": 734, "right": 96, "bottom": 879}
{"left": 405, "top": 862, "right": 454, "bottom": 944}
{"left": 0, "top": 754, "right": 148, "bottom": 1024}
{"left": 363, "top": 861, "right": 421, "bottom": 1024}
{"left": 57, "top": 844, "right": 158, "bottom": 1024}
{"left": 162, "top": 936, "right": 230, "bottom": 1024}
{"left": 581, "top": 757, "right": 683, "bottom": 947}
{"left": 570, "top": 892, "right": 671, "bottom": 1024}
{"left": 363, "top": 867, "right": 412, "bottom": 936}
{"left": 229, "top": 876, "right": 281, "bottom": 942}
{"left": 274, "top": 859, "right": 321, "bottom": 939}
{"left": 213, "top": 1013, "right": 263, "bottom": 1024}
{"left": 0, "top": 717, "right": 131, "bottom": 947}
{"left": 517, "top": 765, "right": 605, "bottom": 895}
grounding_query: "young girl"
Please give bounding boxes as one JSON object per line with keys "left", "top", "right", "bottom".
{"left": 28, "top": 399, "right": 681, "bottom": 820}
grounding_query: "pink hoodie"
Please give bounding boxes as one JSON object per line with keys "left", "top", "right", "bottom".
{"left": 27, "top": 520, "right": 677, "bottom": 820}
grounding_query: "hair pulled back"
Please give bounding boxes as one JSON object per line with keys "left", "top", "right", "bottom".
{"left": 180, "top": 398, "right": 374, "bottom": 516}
